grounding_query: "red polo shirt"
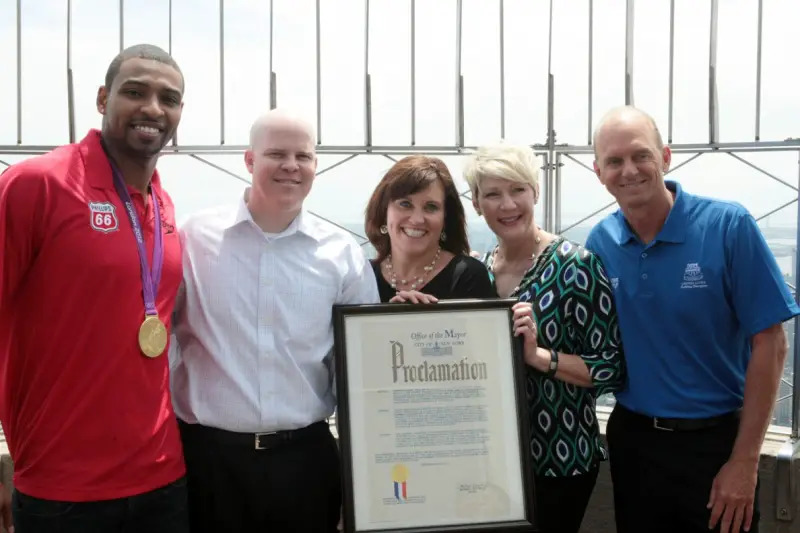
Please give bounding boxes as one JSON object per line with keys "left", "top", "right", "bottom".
{"left": 0, "top": 130, "right": 185, "bottom": 501}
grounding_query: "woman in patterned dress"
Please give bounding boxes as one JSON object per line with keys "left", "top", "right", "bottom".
{"left": 464, "top": 143, "right": 626, "bottom": 533}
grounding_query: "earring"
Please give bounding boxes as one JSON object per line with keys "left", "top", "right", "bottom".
{"left": 380, "top": 225, "right": 388, "bottom": 235}
{"left": 440, "top": 231, "right": 447, "bottom": 242}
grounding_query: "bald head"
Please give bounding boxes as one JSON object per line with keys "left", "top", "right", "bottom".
{"left": 593, "top": 106, "right": 664, "bottom": 158}
{"left": 249, "top": 109, "right": 316, "bottom": 149}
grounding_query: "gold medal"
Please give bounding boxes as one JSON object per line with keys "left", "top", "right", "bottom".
{"left": 138, "top": 315, "right": 168, "bottom": 358}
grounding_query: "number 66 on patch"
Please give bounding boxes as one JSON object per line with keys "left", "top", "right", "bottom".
{"left": 89, "top": 201, "right": 120, "bottom": 233}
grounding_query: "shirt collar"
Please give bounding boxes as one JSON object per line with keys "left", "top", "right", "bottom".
{"left": 656, "top": 180, "right": 688, "bottom": 243}
{"left": 81, "top": 129, "right": 163, "bottom": 194}
{"left": 228, "top": 188, "right": 321, "bottom": 242}
{"left": 615, "top": 180, "right": 687, "bottom": 245}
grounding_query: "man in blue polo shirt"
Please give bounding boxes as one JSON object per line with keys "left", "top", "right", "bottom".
{"left": 586, "top": 105, "right": 799, "bottom": 533}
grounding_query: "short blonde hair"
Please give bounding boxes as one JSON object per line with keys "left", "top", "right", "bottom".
{"left": 463, "top": 143, "right": 541, "bottom": 198}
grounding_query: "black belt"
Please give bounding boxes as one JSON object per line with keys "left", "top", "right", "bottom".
{"left": 614, "top": 404, "right": 740, "bottom": 432}
{"left": 178, "top": 419, "right": 330, "bottom": 450}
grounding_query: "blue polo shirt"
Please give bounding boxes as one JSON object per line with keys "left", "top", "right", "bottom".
{"left": 586, "top": 180, "right": 799, "bottom": 418}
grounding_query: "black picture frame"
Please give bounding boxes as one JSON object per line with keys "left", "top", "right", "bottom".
{"left": 333, "top": 298, "right": 537, "bottom": 533}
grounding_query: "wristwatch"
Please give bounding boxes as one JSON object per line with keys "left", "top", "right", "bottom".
{"left": 546, "top": 348, "right": 559, "bottom": 377}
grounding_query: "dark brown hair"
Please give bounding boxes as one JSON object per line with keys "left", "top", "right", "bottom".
{"left": 365, "top": 155, "right": 470, "bottom": 263}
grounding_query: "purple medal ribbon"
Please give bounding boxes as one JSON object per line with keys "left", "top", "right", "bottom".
{"left": 108, "top": 157, "right": 163, "bottom": 318}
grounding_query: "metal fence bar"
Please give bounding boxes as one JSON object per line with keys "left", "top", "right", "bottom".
{"left": 544, "top": 141, "right": 800, "bottom": 155}
{"left": 170, "top": 0, "right": 177, "bottom": 146}
{"left": 558, "top": 153, "right": 707, "bottom": 234}
{"left": 755, "top": 0, "right": 763, "bottom": 141}
{"left": 411, "top": 0, "right": 416, "bottom": 145}
{"left": 364, "top": 0, "right": 371, "bottom": 147}
{"left": 219, "top": 0, "right": 225, "bottom": 145}
{"left": 168, "top": 0, "right": 173, "bottom": 54}
{"left": 587, "top": 0, "right": 593, "bottom": 146}
{"left": 119, "top": 0, "right": 124, "bottom": 51}
{"left": 555, "top": 153, "right": 562, "bottom": 232}
{"left": 792, "top": 150, "right": 800, "bottom": 437}
{"left": 16, "top": 0, "right": 21, "bottom": 144}
{"left": 269, "top": 0, "right": 276, "bottom": 109}
{"left": 754, "top": 198, "right": 797, "bottom": 223}
{"left": 499, "top": 0, "right": 505, "bottom": 140}
{"left": 455, "top": 0, "right": 463, "bottom": 147}
{"left": 709, "top": 0, "right": 719, "bottom": 144}
{"left": 728, "top": 153, "right": 799, "bottom": 192}
{"left": 67, "top": 0, "right": 75, "bottom": 143}
{"left": 625, "top": 0, "right": 634, "bottom": 105}
{"left": 562, "top": 153, "right": 595, "bottom": 174}
{"left": 4, "top": 143, "right": 800, "bottom": 158}
{"left": 560, "top": 201, "right": 615, "bottom": 235}
{"left": 316, "top": 0, "right": 322, "bottom": 143}
{"left": 315, "top": 154, "right": 359, "bottom": 176}
{"left": 668, "top": 0, "right": 675, "bottom": 143}
{"left": 664, "top": 152, "right": 704, "bottom": 175}
{"left": 365, "top": 74, "right": 373, "bottom": 148}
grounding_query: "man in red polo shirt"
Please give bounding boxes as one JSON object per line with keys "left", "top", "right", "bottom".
{"left": 0, "top": 43, "right": 188, "bottom": 533}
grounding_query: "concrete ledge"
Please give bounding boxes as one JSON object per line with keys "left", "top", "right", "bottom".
{"left": 580, "top": 409, "right": 798, "bottom": 533}
{"left": 1, "top": 451, "right": 10, "bottom": 533}
{"left": 0, "top": 415, "right": 798, "bottom": 533}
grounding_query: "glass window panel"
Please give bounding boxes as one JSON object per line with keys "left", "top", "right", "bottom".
{"left": 667, "top": 152, "right": 796, "bottom": 222}
{"left": 559, "top": 154, "right": 613, "bottom": 235}
{"left": 20, "top": 0, "right": 68, "bottom": 145}
{"left": 158, "top": 155, "right": 248, "bottom": 223}
{"left": 551, "top": 0, "right": 589, "bottom": 145}
{"left": 502, "top": 0, "right": 549, "bottom": 145}
{"left": 561, "top": 210, "right": 617, "bottom": 247}
{"left": 717, "top": 0, "right": 758, "bottom": 142}
{"left": 591, "top": 0, "right": 626, "bottom": 138}
{"left": 271, "top": 0, "right": 316, "bottom": 132}
{"left": 304, "top": 154, "right": 386, "bottom": 238}
{"left": 171, "top": 0, "right": 221, "bottom": 145}
{"left": 222, "top": 1, "right": 272, "bottom": 145}
{"left": 70, "top": 0, "right": 117, "bottom": 142}
{"left": 320, "top": 0, "right": 364, "bottom": 146}
{"left": 462, "top": 0, "right": 501, "bottom": 146}
{"left": 0, "top": 0, "right": 19, "bottom": 144}
{"left": 414, "top": 1, "right": 456, "bottom": 146}
{"left": 123, "top": 0, "right": 169, "bottom": 51}
{"left": 760, "top": 0, "right": 800, "bottom": 140}
{"left": 672, "top": 0, "right": 711, "bottom": 144}
{"left": 369, "top": 0, "right": 411, "bottom": 146}
{"left": 632, "top": 0, "right": 670, "bottom": 143}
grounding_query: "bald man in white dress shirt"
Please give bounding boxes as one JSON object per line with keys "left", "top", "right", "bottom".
{"left": 169, "top": 109, "right": 379, "bottom": 532}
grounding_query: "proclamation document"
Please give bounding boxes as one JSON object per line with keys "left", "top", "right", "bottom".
{"left": 341, "top": 306, "right": 529, "bottom": 531}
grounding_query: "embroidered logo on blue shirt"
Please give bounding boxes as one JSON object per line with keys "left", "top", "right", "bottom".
{"left": 681, "top": 262, "right": 708, "bottom": 289}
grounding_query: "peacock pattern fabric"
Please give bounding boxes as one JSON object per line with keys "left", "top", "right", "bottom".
{"left": 483, "top": 237, "right": 625, "bottom": 477}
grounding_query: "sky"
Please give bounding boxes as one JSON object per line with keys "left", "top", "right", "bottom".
{"left": 0, "top": 0, "right": 799, "bottom": 243}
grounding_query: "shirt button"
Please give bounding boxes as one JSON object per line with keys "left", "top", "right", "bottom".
{"left": 641, "top": 273, "right": 648, "bottom": 280}
{"left": 641, "top": 252, "right": 647, "bottom": 258}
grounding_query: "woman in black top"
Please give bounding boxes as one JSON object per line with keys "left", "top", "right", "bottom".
{"left": 364, "top": 155, "right": 494, "bottom": 302}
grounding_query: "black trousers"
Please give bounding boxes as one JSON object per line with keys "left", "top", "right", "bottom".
{"left": 11, "top": 477, "right": 188, "bottom": 533}
{"left": 607, "top": 404, "right": 760, "bottom": 533}
{"left": 179, "top": 420, "right": 341, "bottom": 533}
{"left": 534, "top": 466, "right": 599, "bottom": 533}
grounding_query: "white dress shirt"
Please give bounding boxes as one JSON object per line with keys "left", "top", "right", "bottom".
{"left": 170, "top": 195, "right": 379, "bottom": 433}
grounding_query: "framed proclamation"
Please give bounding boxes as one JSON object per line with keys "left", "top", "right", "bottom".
{"left": 333, "top": 299, "right": 537, "bottom": 533}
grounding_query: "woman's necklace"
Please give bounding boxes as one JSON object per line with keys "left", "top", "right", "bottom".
{"left": 384, "top": 247, "right": 442, "bottom": 291}
{"left": 491, "top": 234, "right": 542, "bottom": 296}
